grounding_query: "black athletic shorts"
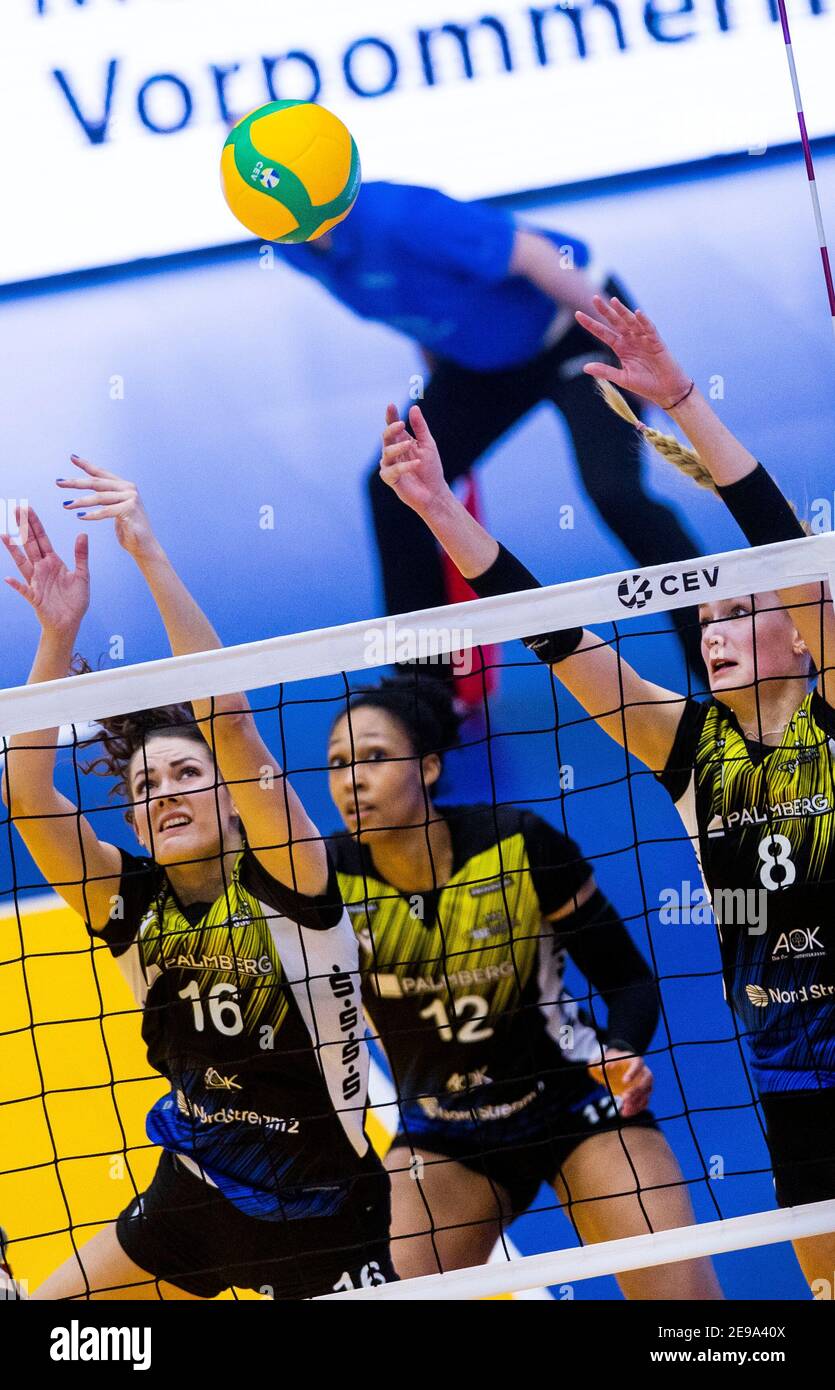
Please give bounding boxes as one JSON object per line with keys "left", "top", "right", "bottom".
{"left": 116, "top": 1149, "right": 396, "bottom": 1299}
{"left": 391, "top": 1081, "right": 659, "bottom": 1215}
{"left": 761, "top": 1086, "right": 835, "bottom": 1208}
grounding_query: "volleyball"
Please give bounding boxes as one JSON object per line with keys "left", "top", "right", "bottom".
{"left": 220, "top": 100, "right": 361, "bottom": 244}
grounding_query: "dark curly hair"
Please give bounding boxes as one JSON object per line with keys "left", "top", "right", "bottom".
{"left": 73, "top": 656, "right": 217, "bottom": 825}
{"left": 332, "top": 673, "right": 463, "bottom": 769}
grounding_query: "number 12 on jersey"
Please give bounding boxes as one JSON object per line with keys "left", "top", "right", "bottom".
{"left": 418, "top": 995, "right": 494, "bottom": 1043}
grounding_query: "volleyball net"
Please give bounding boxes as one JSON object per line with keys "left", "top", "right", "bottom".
{"left": 2, "top": 531, "right": 835, "bottom": 1301}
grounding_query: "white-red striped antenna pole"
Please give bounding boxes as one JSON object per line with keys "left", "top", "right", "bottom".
{"left": 775, "top": 0, "right": 835, "bottom": 335}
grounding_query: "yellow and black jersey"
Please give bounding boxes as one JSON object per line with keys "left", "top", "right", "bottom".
{"left": 659, "top": 690, "right": 835, "bottom": 1093}
{"left": 91, "top": 846, "right": 372, "bottom": 1220}
{"left": 331, "top": 804, "right": 657, "bottom": 1119}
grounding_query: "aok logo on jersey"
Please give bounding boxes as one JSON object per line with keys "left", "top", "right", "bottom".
{"left": 771, "top": 926, "right": 826, "bottom": 961}
{"left": 617, "top": 565, "right": 719, "bottom": 610}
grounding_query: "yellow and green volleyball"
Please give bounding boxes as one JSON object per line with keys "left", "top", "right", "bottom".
{"left": 220, "top": 100, "right": 361, "bottom": 244}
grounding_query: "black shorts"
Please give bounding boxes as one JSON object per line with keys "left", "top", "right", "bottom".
{"left": 391, "top": 1083, "right": 659, "bottom": 1215}
{"left": 761, "top": 1086, "right": 835, "bottom": 1207}
{"left": 116, "top": 1149, "right": 396, "bottom": 1299}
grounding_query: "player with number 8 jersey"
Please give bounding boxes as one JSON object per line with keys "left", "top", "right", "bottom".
{"left": 377, "top": 291, "right": 835, "bottom": 1290}
{"left": 660, "top": 688, "right": 835, "bottom": 1092}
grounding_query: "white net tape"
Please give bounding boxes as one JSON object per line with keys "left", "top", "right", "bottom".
{"left": 1, "top": 533, "right": 834, "bottom": 736}
{"left": 4, "top": 533, "right": 835, "bottom": 1301}
{"left": 317, "top": 1199, "right": 835, "bottom": 1300}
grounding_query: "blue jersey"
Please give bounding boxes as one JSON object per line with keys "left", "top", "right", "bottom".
{"left": 659, "top": 692, "right": 835, "bottom": 1094}
{"left": 91, "top": 847, "right": 375, "bottom": 1220}
{"left": 274, "top": 181, "right": 590, "bottom": 371}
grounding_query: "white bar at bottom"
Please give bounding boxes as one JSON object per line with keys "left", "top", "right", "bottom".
{"left": 315, "top": 1198, "right": 835, "bottom": 1300}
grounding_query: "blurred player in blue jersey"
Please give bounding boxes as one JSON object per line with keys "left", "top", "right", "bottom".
{"left": 274, "top": 180, "right": 703, "bottom": 678}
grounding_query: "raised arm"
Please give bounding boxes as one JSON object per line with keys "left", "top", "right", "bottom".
{"left": 577, "top": 296, "right": 835, "bottom": 694}
{"left": 377, "top": 403, "right": 686, "bottom": 772}
{"left": 57, "top": 462, "right": 328, "bottom": 897}
{"left": 509, "top": 228, "right": 602, "bottom": 318}
{"left": 1, "top": 506, "right": 124, "bottom": 929}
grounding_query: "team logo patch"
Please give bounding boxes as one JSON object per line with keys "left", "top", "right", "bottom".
{"left": 745, "top": 984, "right": 769, "bottom": 1008}
{"left": 771, "top": 926, "right": 825, "bottom": 960}
{"left": 617, "top": 574, "right": 653, "bottom": 609}
{"left": 204, "top": 1067, "right": 242, "bottom": 1091}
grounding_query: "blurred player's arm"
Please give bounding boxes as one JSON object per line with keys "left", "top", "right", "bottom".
{"left": 509, "top": 228, "right": 601, "bottom": 317}
{"left": 377, "top": 403, "right": 684, "bottom": 773}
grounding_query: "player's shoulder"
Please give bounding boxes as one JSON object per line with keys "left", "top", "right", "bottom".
{"left": 443, "top": 801, "right": 560, "bottom": 859}
{"left": 656, "top": 696, "right": 713, "bottom": 796}
{"left": 327, "top": 830, "right": 366, "bottom": 878}
{"left": 92, "top": 848, "right": 162, "bottom": 951}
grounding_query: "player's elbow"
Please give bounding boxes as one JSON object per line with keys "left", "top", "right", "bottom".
{"left": 509, "top": 227, "right": 538, "bottom": 277}
{"left": 509, "top": 227, "right": 561, "bottom": 279}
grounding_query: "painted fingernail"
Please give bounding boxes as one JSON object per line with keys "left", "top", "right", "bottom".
{"left": 62, "top": 500, "right": 74, "bottom": 507}
{"left": 77, "top": 512, "right": 86, "bottom": 519}
{"left": 56, "top": 477, "right": 66, "bottom": 482}
{"left": 70, "top": 454, "right": 80, "bottom": 461}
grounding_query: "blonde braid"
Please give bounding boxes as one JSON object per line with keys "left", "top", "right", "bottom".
{"left": 596, "top": 379, "right": 811, "bottom": 533}
{"left": 595, "top": 380, "right": 718, "bottom": 493}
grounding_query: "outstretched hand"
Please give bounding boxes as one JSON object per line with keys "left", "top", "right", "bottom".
{"left": 379, "top": 404, "right": 449, "bottom": 515}
{"left": 56, "top": 457, "right": 158, "bottom": 558}
{"left": 576, "top": 296, "right": 692, "bottom": 411}
{"left": 2, "top": 505, "right": 89, "bottom": 636}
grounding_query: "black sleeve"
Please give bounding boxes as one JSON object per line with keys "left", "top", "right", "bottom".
{"left": 655, "top": 698, "right": 708, "bottom": 803}
{"left": 519, "top": 811, "right": 593, "bottom": 917}
{"left": 555, "top": 895, "right": 659, "bottom": 1055}
{"left": 716, "top": 464, "right": 806, "bottom": 547}
{"left": 88, "top": 848, "right": 160, "bottom": 955}
{"left": 467, "top": 544, "right": 583, "bottom": 663}
{"left": 238, "top": 847, "right": 345, "bottom": 932}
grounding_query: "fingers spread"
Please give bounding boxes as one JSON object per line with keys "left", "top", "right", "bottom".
{"left": 73, "top": 501, "right": 131, "bottom": 522}
{"left": 1, "top": 534, "right": 33, "bottom": 578}
{"left": 575, "top": 310, "right": 616, "bottom": 346}
{"left": 590, "top": 294, "right": 623, "bottom": 329}
{"left": 583, "top": 362, "right": 628, "bottom": 388}
{"left": 61, "top": 490, "right": 126, "bottom": 510}
{"left": 608, "top": 296, "right": 636, "bottom": 325}
{"left": 20, "top": 505, "right": 52, "bottom": 562}
{"left": 3, "top": 575, "right": 30, "bottom": 601}
{"left": 57, "top": 476, "right": 125, "bottom": 495}
{"left": 68, "top": 455, "right": 114, "bottom": 480}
